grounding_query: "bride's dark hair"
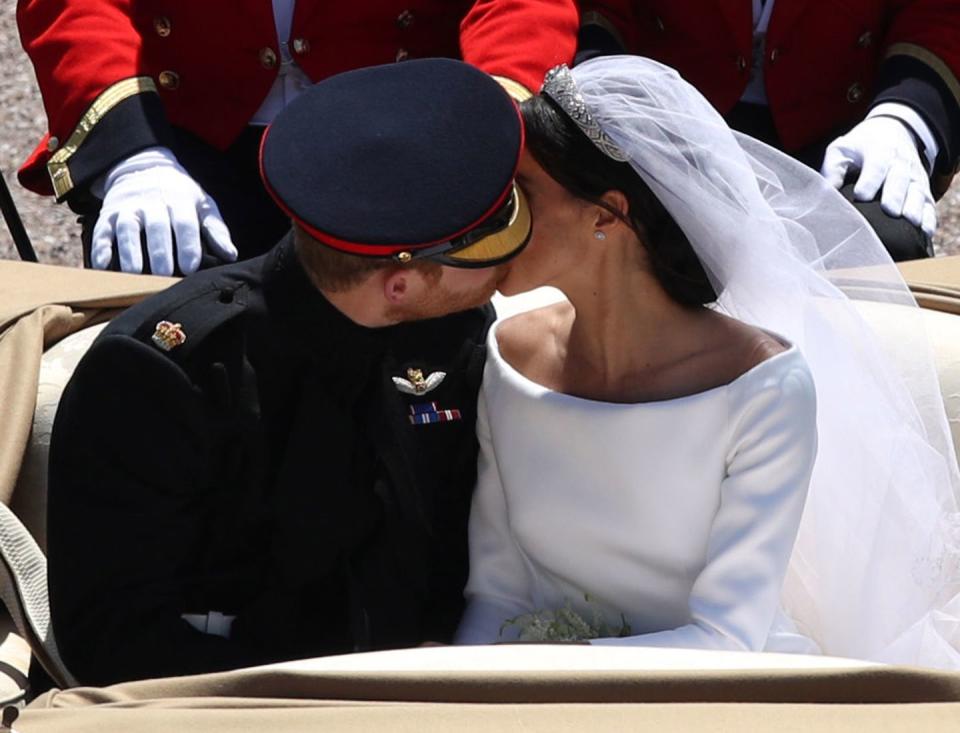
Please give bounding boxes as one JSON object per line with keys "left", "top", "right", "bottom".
{"left": 521, "top": 94, "right": 717, "bottom": 305}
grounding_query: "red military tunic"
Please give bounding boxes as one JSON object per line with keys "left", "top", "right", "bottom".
{"left": 580, "top": 0, "right": 960, "bottom": 175}
{"left": 18, "top": 0, "right": 579, "bottom": 197}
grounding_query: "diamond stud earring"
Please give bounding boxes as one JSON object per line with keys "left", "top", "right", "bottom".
{"left": 593, "top": 231, "right": 606, "bottom": 240}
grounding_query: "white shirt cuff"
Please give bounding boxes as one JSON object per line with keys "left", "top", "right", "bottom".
{"left": 868, "top": 102, "right": 939, "bottom": 173}
{"left": 182, "top": 611, "right": 236, "bottom": 638}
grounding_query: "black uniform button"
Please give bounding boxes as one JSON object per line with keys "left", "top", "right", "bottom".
{"left": 158, "top": 70, "right": 180, "bottom": 90}
{"left": 654, "top": 16, "right": 665, "bottom": 32}
{"left": 47, "top": 136, "right": 59, "bottom": 151}
{"left": 292, "top": 37, "right": 311, "bottom": 55}
{"left": 769, "top": 47, "right": 780, "bottom": 63}
{"left": 218, "top": 289, "right": 235, "bottom": 304}
{"left": 259, "top": 47, "right": 279, "bottom": 69}
{"left": 846, "top": 82, "right": 864, "bottom": 103}
{"left": 857, "top": 31, "right": 873, "bottom": 48}
{"left": 154, "top": 16, "right": 172, "bottom": 37}
{"left": 395, "top": 48, "right": 410, "bottom": 62}
{"left": 397, "top": 10, "right": 415, "bottom": 29}
{"left": 736, "top": 55, "right": 747, "bottom": 72}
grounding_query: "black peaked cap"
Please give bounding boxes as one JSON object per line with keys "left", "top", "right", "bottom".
{"left": 260, "top": 58, "right": 523, "bottom": 256}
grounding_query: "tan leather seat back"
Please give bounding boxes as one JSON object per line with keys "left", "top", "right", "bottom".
{"left": 12, "top": 323, "right": 107, "bottom": 552}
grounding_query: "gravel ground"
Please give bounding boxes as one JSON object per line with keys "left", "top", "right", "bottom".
{"left": 1, "top": 5, "right": 958, "bottom": 265}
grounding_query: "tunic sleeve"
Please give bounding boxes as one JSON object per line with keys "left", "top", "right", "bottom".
{"left": 875, "top": 0, "right": 960, "bottom": 177}
{"left": 455, "top": 390, "right": 536, "bottom": 644}
{"left": 459, "top": 0, "right": 579, "bottom": 97}
{"left": 16, "top": 0, "right": 172, "bottom": 198}
{"left": 592, "top": 363, "right": 817, "bottom": 651}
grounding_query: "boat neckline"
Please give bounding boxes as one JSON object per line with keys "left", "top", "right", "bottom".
{"left": 488, "top": 318, "right": 800, "bottom": 407}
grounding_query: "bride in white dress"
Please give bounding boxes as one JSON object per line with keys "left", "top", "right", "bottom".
{"left": 455, "top": 57, "right": 960, "bottom": 668}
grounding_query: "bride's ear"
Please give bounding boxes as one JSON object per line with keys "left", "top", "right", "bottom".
{"left": 593, "top": 190, "right": 630, "bottom": 233}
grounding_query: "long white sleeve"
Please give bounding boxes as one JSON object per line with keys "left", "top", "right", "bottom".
{"left": 591, "top": 367, "right": 817, "bottom": 650}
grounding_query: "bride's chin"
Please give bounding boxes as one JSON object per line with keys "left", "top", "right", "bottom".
{"left": 496, "top": 261, "right": 551, "bottom": 297}
{"left": 496, "top": 277, "right": 533, "bottom": 298}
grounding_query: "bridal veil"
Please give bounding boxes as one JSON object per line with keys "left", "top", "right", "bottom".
{"left": 543, "top": 56, "right": 960, "bottom": 667}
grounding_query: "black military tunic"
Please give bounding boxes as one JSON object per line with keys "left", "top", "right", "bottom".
{"left": 47, "top": 235, "right": 492, "bottom": 685}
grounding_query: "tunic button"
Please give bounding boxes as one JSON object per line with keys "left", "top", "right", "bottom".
{"left": 846, "top": 82, "right": 864, "bottom": 103}
{"left": 158, "top": 70, "right": 180, "bottom": 90}
{"left": 736, "top": 55, "right": 747, "bottom": 72}
{"left": 857, "top": 31, "right": 873, "bottom": 48}
{"left": 292, "top": 37, "right": 310, "bottom": 55}
{"left": 47, "top": 136, "right": 59, "bottom": 151}
{"left": 153, "top": 16, "right": 172, "bottom": 37}
{"left": 259, "top": 47, "right": 278, "bottom": 69}
{"left": 395, "top": 48, "right": 410, "bottom": 62}
{"left": 396, "top": 10, "right": 415, "bottom": 29}
{"left": 769, "top": 47, "right": 779, "bottom": 63}
{"left": 654, "top": 16, "right": 665, "bottom": 32}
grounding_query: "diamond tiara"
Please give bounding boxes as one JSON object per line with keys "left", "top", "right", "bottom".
{"left": 540, "top": 64, "right": 628, "bottom": 162}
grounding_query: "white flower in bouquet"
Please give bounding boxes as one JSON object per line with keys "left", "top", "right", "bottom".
{"left": 500, "top": 594, "right": 632, "bottom": 642}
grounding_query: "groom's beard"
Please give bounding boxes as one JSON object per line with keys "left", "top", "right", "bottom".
{"left": 387, "top": 264, "right": 506, "bottom": 321}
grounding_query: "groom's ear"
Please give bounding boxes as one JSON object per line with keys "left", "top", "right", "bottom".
{"left": 383, "top": 266, "right": 435, "bottom": 305}
{"left": 383, "top": 267, "right": 413, "bottom": 305}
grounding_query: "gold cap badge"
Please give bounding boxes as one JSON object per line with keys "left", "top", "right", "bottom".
{"left": 151, "top": 320, "right": 187, "bottom": 351}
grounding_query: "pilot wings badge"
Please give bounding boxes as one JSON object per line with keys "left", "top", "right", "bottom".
{"left": 393, "top": 368, "right": 446, "bottom": 396}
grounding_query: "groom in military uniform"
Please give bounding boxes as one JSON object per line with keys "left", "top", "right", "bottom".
{"left": 45, "top": 59, "right": 531, "bottom": 685}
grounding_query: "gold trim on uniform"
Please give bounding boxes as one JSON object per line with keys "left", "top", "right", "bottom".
{"left": 47, "top": 76, "right": 158, "bottom": 199}
{"left": 885, "top": 43, "right": 960, "bottom": 109}
{"left": 492, "top": 75, "right": 532, "bottom": 102}
{"left": 580, "top": 10, "right": 627, "bottom": 54}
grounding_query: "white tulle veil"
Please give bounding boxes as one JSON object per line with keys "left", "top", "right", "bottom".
{"left": 542, "top": 56, "right": 960, "bottom": 667}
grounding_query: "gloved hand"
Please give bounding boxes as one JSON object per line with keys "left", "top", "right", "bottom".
{"left": 821, "top": 116, "right": 937, "bottom": 238}
{"left": 90, "top": 146, "right": 238, "bottom": 275}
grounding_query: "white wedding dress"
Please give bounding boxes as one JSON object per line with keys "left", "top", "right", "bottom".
{"left": 450, "top": 56, "right": 960, "bottom": 667}
{"left": 455, "top": 315, "right": 819, "bottom": 653}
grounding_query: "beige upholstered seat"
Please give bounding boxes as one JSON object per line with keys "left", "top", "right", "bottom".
{"left": 855, "top": 303, "right": 960, "bottom": 464}
{"left": 12, "top": 323, "right": 107, "bottom": 553}
{"left": 3, "top": 323, "right": 105, "bottom": 688}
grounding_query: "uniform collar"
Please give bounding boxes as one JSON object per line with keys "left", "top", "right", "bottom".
{"left": 262, "top": 234, "right": 391, "bottom": 366}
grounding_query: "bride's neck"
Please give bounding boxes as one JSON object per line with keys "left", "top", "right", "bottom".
{"left": 556, "top": 244, "right": 707, "bottom": 389}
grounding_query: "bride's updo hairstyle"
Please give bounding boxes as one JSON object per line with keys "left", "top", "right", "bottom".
{"left": 521, "top": 94, "right": 716, "bottom": 305}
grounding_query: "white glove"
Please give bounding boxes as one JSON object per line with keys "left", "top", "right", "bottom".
{"left": 91, "top": 146, "right": 238, "bottom": 275}
{"left": 820, "top": 116, "right": 937, "bottom": 237}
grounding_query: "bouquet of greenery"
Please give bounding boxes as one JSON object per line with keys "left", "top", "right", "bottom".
{"left": 500, "top": 594, "right": 632, "bottom": 642}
